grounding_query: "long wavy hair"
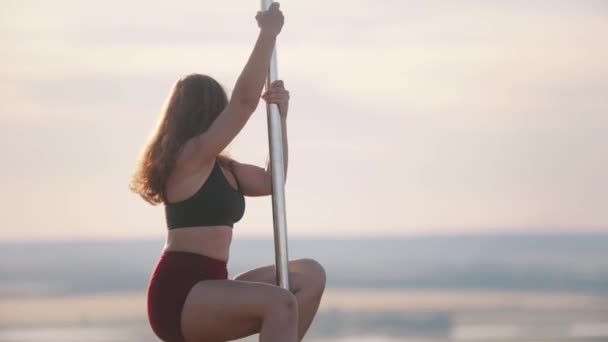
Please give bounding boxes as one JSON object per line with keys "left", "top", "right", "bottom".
{"left": 129, "top": 73, "right": 236, "bottom": 205}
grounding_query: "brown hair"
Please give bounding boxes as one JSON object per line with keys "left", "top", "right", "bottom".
{"left": 129, "top": 73, "right": 236, "bottom": 205}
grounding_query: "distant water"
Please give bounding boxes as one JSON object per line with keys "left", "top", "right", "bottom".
{"left": 1, "top": 233, "right": 608, "bottom": 298}
{"left": 450, "top": 322, "right": 608, "bottom": 340}
{"left": 1, "top": 233, "right": 608, "bottom": 341}
{"left": 0, "top": 326, "right": 134, "bottom": 341}
{"left": 0, "top": 326, "right": 408, "bottom": 342}
{"left": 3, "top": 323, "right": 608, "bottom": 341}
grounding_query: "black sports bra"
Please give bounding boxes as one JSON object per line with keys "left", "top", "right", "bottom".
{"left": 164, "top": 159, "right": 245, "bottom": 229}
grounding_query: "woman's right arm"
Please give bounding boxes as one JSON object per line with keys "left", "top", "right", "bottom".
{"left": 192, "top": 3, "right": 284, "bottom": 162}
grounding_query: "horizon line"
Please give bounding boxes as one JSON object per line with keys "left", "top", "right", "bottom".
{"left": 2, "top": 229, "right": 608, "bottom": 244}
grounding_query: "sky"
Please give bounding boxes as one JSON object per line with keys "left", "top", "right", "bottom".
{"left": 1, "top": 0, "right": 607, "bottom": 240}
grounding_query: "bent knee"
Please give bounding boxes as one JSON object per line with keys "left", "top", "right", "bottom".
{"left": 300, "top": 258, "right": 327, "bottom": 290}
{"left": 268, "top": 287, "right": 298, "bottom": 315}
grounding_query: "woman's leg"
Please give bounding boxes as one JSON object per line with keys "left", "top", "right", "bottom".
{"left": 180, "top": 279, "right": 299, "bottom": 342}
{"left": 232, "top": 258, "right": 327, "bottom": 341}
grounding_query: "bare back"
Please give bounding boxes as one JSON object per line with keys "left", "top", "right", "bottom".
{"left": 163, "top": 139, "right": 240, "bottom": 262}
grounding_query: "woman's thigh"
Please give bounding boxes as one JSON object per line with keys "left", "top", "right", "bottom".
{"left": 181, "top": 279, "right": 296, "bottom": 342}
{"left": 232, "top": 258, "right": 327, "bottom": 293}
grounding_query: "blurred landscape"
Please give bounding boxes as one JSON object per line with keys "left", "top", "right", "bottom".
{"left": 1, "top": 233, "right": 607, "bottom": 341}
{"left": 2, "top": 0, "right": 607, "bottom": 340}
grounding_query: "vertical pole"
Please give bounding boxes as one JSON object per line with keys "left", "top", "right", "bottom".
{"left": 260, "top": 0, "right": 290, "bottom": 290}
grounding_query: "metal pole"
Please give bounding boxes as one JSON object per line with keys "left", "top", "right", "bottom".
{"left": 260, "top": 0, "right": 290, "bottom": 290}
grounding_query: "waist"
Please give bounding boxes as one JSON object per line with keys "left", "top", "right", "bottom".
{"left": 152, "top": 250, "right": 229, "bottom": 281}
{"left": 164, "top": 225, "right": 233, "bottom": 262}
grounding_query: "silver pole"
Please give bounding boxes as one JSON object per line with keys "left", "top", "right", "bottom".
{"left": 260, "top": 0, "right": 290, "bottom": 290}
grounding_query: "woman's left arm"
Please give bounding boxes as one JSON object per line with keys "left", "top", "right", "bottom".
{"left": 231, "top": 79, "right": 290, "bottom": 197}
{"left": 265, "top": 115, "right": 288, "bottom": 181}
{"left": 262, "top": 80, "right": 289, "bottom": 181}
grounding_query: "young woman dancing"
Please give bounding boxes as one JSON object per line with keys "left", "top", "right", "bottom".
{"left": 129, "top": 3, "right": 326, "bottom": 342}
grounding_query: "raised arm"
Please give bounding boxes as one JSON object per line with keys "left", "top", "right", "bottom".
{"left": 191, "top": 3, "right": 284, "bottom": 163}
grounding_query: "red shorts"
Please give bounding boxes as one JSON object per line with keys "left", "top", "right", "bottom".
{"left": 146, "top": 250, "right": 229, "bottom": 342}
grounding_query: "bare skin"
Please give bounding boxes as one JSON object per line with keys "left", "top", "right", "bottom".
{"left": 165, "top": 148, "right": 326, "bottom": 342}
{"left": 161, "top": 4, "right": 326, "bottom": 341}
{"left": 165, "top": 127, "right": 326, "bottom": 342}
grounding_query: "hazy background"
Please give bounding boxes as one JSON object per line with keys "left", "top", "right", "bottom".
{"left": 1, "top": 0, "right": 607, "bottom": 341}
{"left": 1, "top": 235, "right": 608, "bottom": 341}
{"left": 1, "top": 0, "right": 607, "bottom": 240}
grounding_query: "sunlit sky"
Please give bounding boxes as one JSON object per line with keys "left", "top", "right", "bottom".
{"left": 1, "top": 1, "right": 606, "bottom": 240}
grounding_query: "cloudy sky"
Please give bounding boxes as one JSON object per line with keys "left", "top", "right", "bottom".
{"left": 1, "top": 0, "right": 606, "bottom": 240}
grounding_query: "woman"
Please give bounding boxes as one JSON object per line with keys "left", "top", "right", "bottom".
{"left": 129, "top": 3, "right": 326, "bottom": 342}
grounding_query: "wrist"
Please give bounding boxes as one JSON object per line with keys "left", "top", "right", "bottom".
{"left": 259, "top": 30, "right": 278, "bottom": 40}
